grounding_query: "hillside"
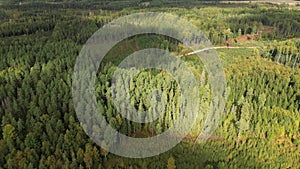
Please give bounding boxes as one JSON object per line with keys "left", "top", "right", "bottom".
{"left": 0, "top": 1, "right": 299, "bottom": 168}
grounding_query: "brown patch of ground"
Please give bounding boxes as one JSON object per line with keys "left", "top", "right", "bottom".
{"left": 229, "top": 26, "right": 276, "bottom": 45}
{"left": 228, "top": 34, "right": 259, "bottom": 44}
{"left": 261, "top": 26, "right": 276, "bottom": 35}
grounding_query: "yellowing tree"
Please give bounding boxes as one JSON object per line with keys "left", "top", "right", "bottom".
{"left": 3, "top": 124, "right": 15, "bottom": 141}
{"left": 167, "top": 156, "right": 176, "bottom": 169}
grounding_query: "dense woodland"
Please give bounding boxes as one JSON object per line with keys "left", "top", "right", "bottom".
{"left": 0, "top": 1, "right": 300, "bottom": 169}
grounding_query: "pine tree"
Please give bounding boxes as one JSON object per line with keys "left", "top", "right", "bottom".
{"left": 167, "top": 156, "right": 176, "bottom": 169}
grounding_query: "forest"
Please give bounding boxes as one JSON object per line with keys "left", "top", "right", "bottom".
{"left": 0, "top": 0, "right": 299, "bottom": 168}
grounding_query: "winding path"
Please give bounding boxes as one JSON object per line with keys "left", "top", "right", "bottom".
{"left": 202, "top": 0, "right": 298, "bottom": 6}
{"left": 180, "top": 46, "right": 257, "bottom": 57}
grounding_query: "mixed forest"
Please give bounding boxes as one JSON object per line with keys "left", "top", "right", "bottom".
{"left": 0, "top": 0, "right": 300, "bottom": 168}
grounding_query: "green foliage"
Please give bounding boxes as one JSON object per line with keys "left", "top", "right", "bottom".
{"left": 261, "top": 39, "right": 300, "bottom": 69}
{"left": 0, "top": 1, "right": 299, "bottom": 169}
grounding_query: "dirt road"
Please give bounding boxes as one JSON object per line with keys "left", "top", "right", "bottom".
{"left": 215, "top": 0, "right": 297, "bottom": 5}
{"left": 180, "top": 46, "right": 257, "bottom": 57}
